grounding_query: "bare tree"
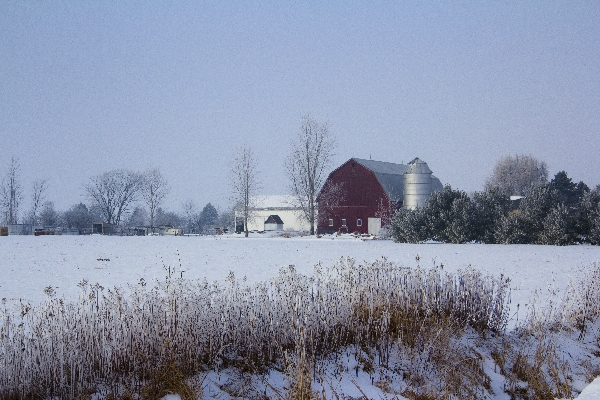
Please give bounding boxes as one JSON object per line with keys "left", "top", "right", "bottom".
{"left": 141, "top": 168, "right": 170, "bottom": 233}
{"left": 182, "top": 199, "right": 199, "bottom": 233}
{"left": 39, "top": 201, "right": 59, "bottom": 227}
{"left": 316, "top": 181, "right": 345, "bottom": 228}
{"left": 485, "top": 154, "right": 548, "bottom": 197}
{"left": 229, "top": 146, "right": 261, "bottom": 237}
{"left": 218, "top": 206, "right": 235, "bottom": 232}
{"left": 154, "top": 207, "right": 184, "bottom": 228}
{"left": 285, "top": 116, "right": 336, "bottom": 235}
{"left": 84, "top": 169, "right": 144, "bottom": 225}
{"left": 26, "top": 179, "right": 48, "bottom": 226}
{"left": 0, "top": 157, "right": 23, "bottom": 225}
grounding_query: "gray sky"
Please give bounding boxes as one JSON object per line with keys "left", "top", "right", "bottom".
{"left": 2, "top": 1, "right": 599, "bottom": 214}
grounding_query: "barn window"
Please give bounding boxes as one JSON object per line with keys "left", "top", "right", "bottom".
{"left": 356, "top": 219, "right": 362, "bottom": 226}
{"left": 341, "top": 219, "right": 347, "bottom": 227}
{"left": 328, "top": 219, "right": 334, "bottom": 226}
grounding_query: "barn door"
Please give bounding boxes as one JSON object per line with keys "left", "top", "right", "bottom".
{"left": 368, "top": 218, "right": 381, "bottom": 235}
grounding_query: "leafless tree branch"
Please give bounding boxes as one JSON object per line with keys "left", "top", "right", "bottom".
{"left": 229, "top": 146, "right": 261, "bottom": 237}
{"left": 0, "top": 157, "right": 23, "bottom": 225}
{"left": 285, "top": 116, "right": 335, "bottom": 235}
{"left": 84, "top": 169, "right": 144, "bottom": 226}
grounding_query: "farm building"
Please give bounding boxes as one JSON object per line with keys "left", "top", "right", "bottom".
{"left": 235, "top": 195, "right": 311, "bottom": 232}
{"left": 6, "top": 224, "right": 32, "bottom": 235}
{"left": 264, "top": 215, "right": 284, "bottom": 231}
{"left": 317, "top": 158, "right": 443, "bottom": 235}
{"left": 92, "top": 222, "right": 115, "bottom": 235}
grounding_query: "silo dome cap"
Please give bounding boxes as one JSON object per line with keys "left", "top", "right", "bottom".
{"left": 405, "top": 158, "right": 432, "bottom": 174}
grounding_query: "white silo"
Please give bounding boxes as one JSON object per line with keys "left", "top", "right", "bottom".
{"left": 403, "top": 158, "right": 433, "bottom": 209}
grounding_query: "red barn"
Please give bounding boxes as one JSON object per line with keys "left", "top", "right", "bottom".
{"left": 317, "top": 158, "right": 443, "bottom": 235}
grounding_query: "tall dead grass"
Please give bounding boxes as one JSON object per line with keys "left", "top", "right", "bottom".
{"left": 0, "top": 257, "right": 510, "bottom": 398}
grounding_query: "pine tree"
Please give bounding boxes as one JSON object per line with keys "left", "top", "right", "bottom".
{"left": 518, "top": 185, "right": 560, "bottom": 243}
{"left": 390, "top": 207, "right": 429, "bottom": 243}
{"left": 472, "top": 188, "right": 511, "bottom": 243}
{"left": 424, "top": 185, "right": 475, "bottom": 243}
{"left": 589, "top": 216, "right": 600, "bottom": 245}
{"left": 540, "top": 204, "right": 571, "bottom": 245}
{"left": 198, "top": 203, "right": 219, "bottom": 233}
{"left": 494, "top": 212, "right": 530, "bottom": 244}
{"left": 446, "top": 196, "right": 476, "bottom": 243}
{"left": 576, "top": 189, "right": 600, "bottom": 244}
{"left": 550, "top": 171, "right": 589, "bottom": 209}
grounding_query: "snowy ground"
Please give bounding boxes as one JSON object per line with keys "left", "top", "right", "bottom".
{"left": 1, "top": 233, "right": 599, "bottom": 325}
{"left": 1, "top": 233, "right": 599, "bottom": 399}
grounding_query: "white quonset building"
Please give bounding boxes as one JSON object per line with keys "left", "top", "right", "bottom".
{"left": 234, "top": 195, "right": 312, "bottom": 233}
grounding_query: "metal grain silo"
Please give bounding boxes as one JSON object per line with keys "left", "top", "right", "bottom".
{"left": 403, "top": 158, "right": 433, "bottom": 209}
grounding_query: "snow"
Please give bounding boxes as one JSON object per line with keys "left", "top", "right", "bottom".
{"left": 1, "top": 233, "right": 599, "bottom": 399}
{"left": 2, "top": 234, "right": 599, "bottom": 324}
{"left": 576, "top": 376, "right": 600, "bottom": 399}
{"left": 252, "top": 194, "right": 298, "bottom": 209}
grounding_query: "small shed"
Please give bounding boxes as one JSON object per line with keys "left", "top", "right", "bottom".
{"left": 92, "top": 223, "right": 114, "bottom": 235}
{"left": 163, "top": 227, "right": 182, "bottom": 236}
{"left": 264, "top": 215, "right": 284, "bottom": 231}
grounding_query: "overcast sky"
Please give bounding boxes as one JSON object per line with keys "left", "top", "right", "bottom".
{"left": 1, "top": 1, "right": 599, "bottom": 214}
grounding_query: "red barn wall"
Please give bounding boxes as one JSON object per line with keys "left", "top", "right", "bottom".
{"left": 318, "top": 160, "right": 390, "bottom": 234}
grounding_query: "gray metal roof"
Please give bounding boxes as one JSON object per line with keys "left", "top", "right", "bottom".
{"left": 353, "top": 158, "right": 407, "bottom": 175}
{"left": 353, "top": 158, "right": 406, "bottom": 202}
{"left": 405, "top": 157, "right": 433, "bottom": 174}
{"left": 352, "top": 158, "right": 442, "bottom": 202}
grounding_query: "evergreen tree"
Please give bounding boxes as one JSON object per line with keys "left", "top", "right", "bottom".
{"left": 518, "top": 185, "right": 560, "bottom": 243}
{"left": 576, "top": 189, "right": 600, "bottom": 243}
{"left": 390, "top": 207, "right": 429, "bottom": 243}
{"left": 589, "top": 216, "right": 600, "bottom": 245}
{"left": 540, "top": 204, "right": 571, "bottom": 245}
{"left": 495, "top": 185, "right": 559, "bottom": 244}
{"left": 125, "top": 206, "right": 148, "bottom": 227}
{"left": 199, "top": 203, "right": 219, "bottom": 233}
{"left": 550, "top": 171, "right": 589, "bottom": 209}
{"left": 62, "top": 203, "right": 94, "bottom": 232}
{"left": 39, "top": 201, "right": 59, "bottom": 227}
{"left": 494, "top": 212, "right": 530, "bottom": 244}
{"left": 446, "top": 195, "right": 476, "bottom": 244}
{"left": 472, "top": 188, "right": 512, "bottom": 243}
{"left": 424, "top": 185, "right": 475, "bottom": 243}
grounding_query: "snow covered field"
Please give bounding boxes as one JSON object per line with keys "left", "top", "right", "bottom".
{"left": 1, "top": 234, "right": 599, "bottom": 399}
{"left": 1, "top": 234, "right": 599, "bottom": 324}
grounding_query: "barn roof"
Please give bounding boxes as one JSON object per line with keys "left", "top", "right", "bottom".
{"left": 353, "top": 158, "right": 407, "bottom": 202}
{"left": 265, "top": 215, "right": 284, "bottom": 225}
{"left": 352, "top": 158, "right": 443, "bottom": 202}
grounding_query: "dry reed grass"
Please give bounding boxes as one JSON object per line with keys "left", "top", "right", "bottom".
{"left": 0, "top": 256, "right": 521, "bottom": 399}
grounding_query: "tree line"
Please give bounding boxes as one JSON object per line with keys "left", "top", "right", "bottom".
{"left": 0, "top": 115, "right": 334, "bottom": 236}
{"left": 0, "top": 160, "right": 222, "bottom": 234}
{"left": 391, "top": 154, "right": 600, "bottom": 245}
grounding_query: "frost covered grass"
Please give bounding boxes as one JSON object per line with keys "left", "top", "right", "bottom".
{"left": 486, "top": 261, "right": 600, "bottom": 399}
{"left": 1, "top": 235, "right": 599, "bottom": 399}
{"left": 0, "top": 257, "right": 511, "bottom": 399}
